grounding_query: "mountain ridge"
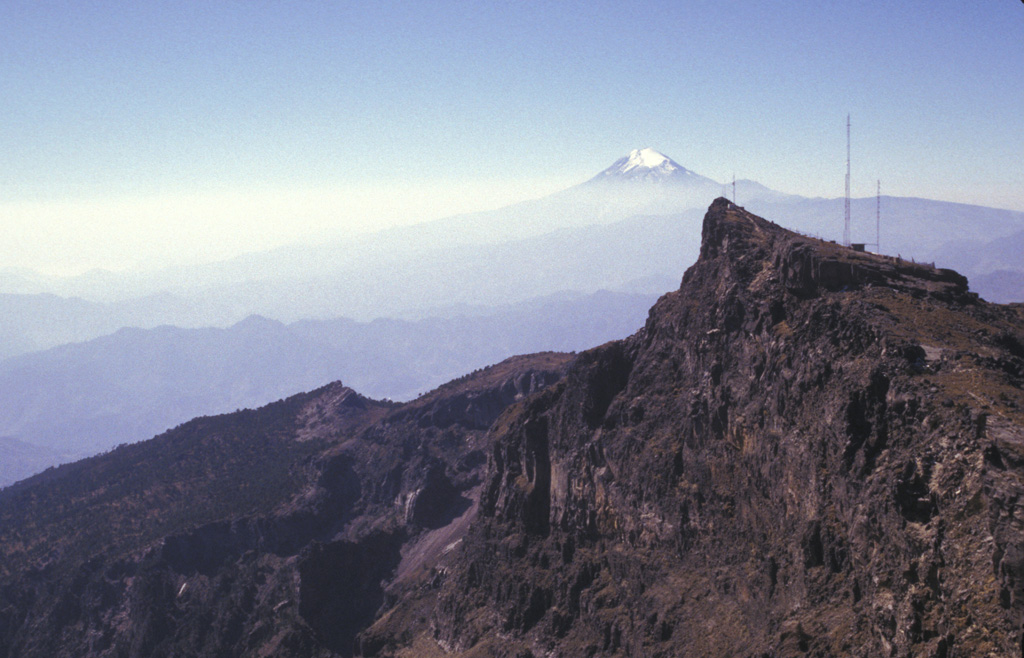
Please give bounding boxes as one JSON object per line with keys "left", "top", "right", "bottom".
{"left": 4, "top": 150, "right": 1022, "bottom": 323}
{"left": 0, "top": 289, "right": 659, "bottom": 485}
{"left": 2, "top": 200, "right": 1024, "bottom": 656}
{"left": 418, "top": 199, "right": 1024, "bottom": 656}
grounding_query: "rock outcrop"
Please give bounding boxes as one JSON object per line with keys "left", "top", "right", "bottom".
{"left": 0, "top": 353, "right": 572, "bottom": 658}
{"left": 3, "top": 200, "right": 1024, "bottom": 657}
{"left": 399, "top": 199, "right": 1024, "bottom": 657}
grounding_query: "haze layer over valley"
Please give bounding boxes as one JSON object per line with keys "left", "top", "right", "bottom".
{"left": 4, "top": 200, "right": 1024, "bottom": 656}
{"left": 3, "top": 148, "right": 1024, "bottom": 487}
{"left": 6, "top": 148, "right": 1024, "bottom": 353}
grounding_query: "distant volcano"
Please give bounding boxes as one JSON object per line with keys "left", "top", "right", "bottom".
{"left": 585, "top": 147, "right": 720, "bottom": 186}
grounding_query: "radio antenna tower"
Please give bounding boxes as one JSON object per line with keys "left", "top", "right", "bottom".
{"left": 844, "top": 114, "right": 851, "bottom": 247}
{"left": 876, "top": 179, "right": 881, "bottom": 252}
{"left": 732, "top": 173, "right": 736, "bottom": 204}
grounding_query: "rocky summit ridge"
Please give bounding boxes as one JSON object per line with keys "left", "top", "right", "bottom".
{"left": 396, "top": 199, "right": 1024, "bottom": 657}
{"left": 2, "top": 200, "right": 1024, "bottom": 657}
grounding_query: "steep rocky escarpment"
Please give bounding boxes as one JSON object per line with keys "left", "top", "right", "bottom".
{"left": 404, "top": 200, "right": 1024, "bottom": 657}
{"left": 3, "top": 199, "right": 1024, "bottom": 657}
{"left": 0, "top": 353, "right": 572, "bottom": 658}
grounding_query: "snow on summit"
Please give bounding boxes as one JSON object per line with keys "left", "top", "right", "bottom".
{"left": 588, "top": 148, "right": 714, "bottom": 186}
{"left": 620, "top": 148, "right": 676, "bottom": 173}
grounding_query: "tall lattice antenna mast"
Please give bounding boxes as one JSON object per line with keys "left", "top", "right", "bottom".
{"left": 732, "top": 173, "right": 736, "bottom": 204}
{"left": 876, "top": 179, "right": 881, "bottom": 252}
{"left": 844, "top": 114, "right": 851, "bottom": 247}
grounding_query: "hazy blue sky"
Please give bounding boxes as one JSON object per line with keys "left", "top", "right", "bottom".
{"left": 3, "top": 0, "right": 1022, "bottom": 274}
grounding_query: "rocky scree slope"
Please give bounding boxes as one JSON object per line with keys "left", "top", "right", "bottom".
{"left": 370, "top": 199, "right": 1024, "bottom": 657}
{"left": 0, "top": 352, "right": 572, "bottom": 657}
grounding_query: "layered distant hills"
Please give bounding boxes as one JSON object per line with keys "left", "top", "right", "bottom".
{"left": 3, "top": 201, "right": 1023, "bottom": 656}
{"left": 0, "top": 290, "right": 657, "bottom": 486}
{"left": 2, "top": 148, "right": 1023, "bottom": 486}
{"left": 5, "top": 148, "right": 1023, "bottom": 349}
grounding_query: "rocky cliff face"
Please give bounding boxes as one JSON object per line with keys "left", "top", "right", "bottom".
{"left": 2, "top": 200, "right": 1024, "bottom": 658}
{"left": 405, "top": 200, "right": 1024, "bottom": 657}
{"left": 0, "top": 353, "right": 571, "bottom": 658}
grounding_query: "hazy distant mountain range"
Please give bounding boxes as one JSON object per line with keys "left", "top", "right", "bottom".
{"left": 2, "top": 147, "right": 1023, "bottom": 486}
{"left": 0, "top": 289, "right": 658, "bottom": 487}
{"left": 0, "top": 291, "right": 204, "bottom": 361}
{"left": 5, "top": 201, "right": 1023, "bottom": 657}
{"left": 5, "top": 148, "right": 1022, "bottom": 356}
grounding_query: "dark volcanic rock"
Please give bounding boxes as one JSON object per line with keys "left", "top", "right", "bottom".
{"left": 4, "top": 200, "right": 1024, "bottom": 657}
{"left": 403, "top": 200, "right": 1024, "bottom": 657}
{"left": 0, "top": 353, "right": 572, "bottom": 658}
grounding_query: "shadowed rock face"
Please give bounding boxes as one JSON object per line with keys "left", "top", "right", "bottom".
{"left": 411, "top": 200, "right": 1024, "bottom": 657}
{"left": 3, "top": 200, "right": 1024, "bottom": 658}
{"left": 0, "top": 353, "right": 572, "bottom": 658}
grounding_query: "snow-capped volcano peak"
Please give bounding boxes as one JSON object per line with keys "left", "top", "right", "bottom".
{"left": 620, "top": 147, "right": 676, "bottom": 173}
{"left": 587, "top": 147, "right": 714, "bottom": 186}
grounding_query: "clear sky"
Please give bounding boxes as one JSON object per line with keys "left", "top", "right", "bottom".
{"left": 3, "top": 0, "right": 1022, "bottom": 275}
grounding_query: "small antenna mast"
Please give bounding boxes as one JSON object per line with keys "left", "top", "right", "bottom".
{"left": 844, "top": 114, "right": 851, "bottom": 247}
{"left": 732, "top": 173, "right": 736, "bottom": 204}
